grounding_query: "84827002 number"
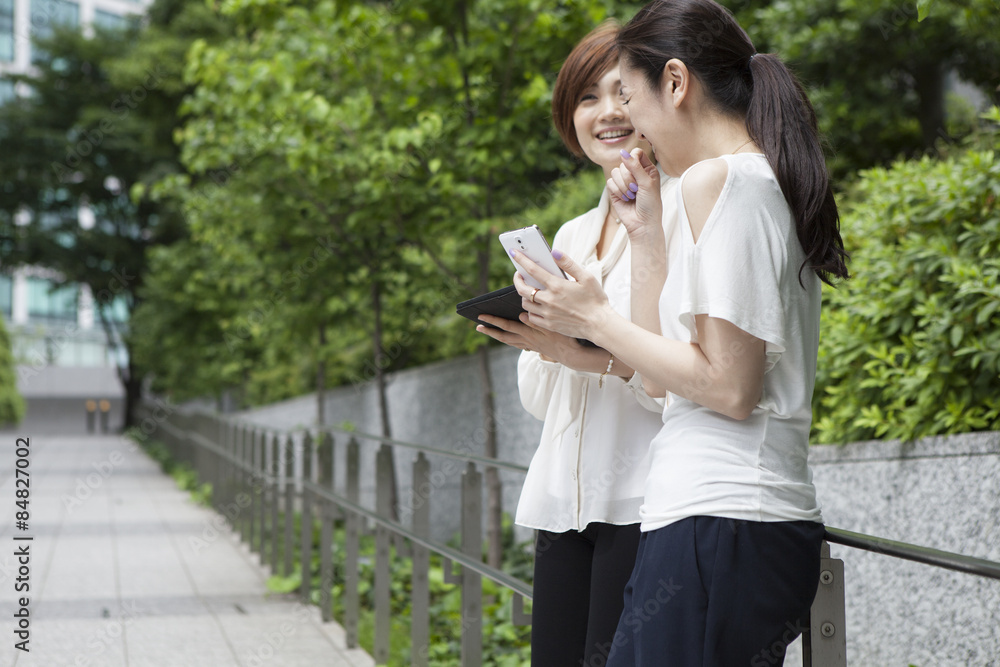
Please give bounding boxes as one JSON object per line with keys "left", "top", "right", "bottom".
{"left": 15, "top": 438, "right": 29, "bottom": 526}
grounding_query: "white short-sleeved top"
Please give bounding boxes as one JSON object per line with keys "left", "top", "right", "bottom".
{"left": 640, "top": 153, "right": 823, "bottom": 532}
{"left": 516, "top": 173, "right": 681, "bottom": 533}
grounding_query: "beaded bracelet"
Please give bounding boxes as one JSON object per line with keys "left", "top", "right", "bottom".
{"left": 598, "top": 353, "right": 615, "bottom": 389}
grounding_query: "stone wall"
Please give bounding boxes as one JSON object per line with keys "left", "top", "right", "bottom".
{"left": 808, "top": 432, "right": 1000, "bottom": 666}
{"left": 235, "top": 346, "right": 1000, "bottom": 666}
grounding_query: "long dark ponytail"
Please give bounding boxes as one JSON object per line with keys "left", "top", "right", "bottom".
{"left": 618, "top": 0, "right": 849, "bottom": 285}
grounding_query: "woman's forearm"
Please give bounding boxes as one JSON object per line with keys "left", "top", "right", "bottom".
{"left": 550, "top": 343, "right": 636, "bottom": 379}
{"left": 628, "top": 237, "right": 668, "bottom": 396}
{"left": 587, "top": 309, "right": 765, "bottom": 420}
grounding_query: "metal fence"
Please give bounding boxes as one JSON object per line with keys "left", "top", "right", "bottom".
{"left": 141, "top": 405, "right": 1000, "bottom": 666}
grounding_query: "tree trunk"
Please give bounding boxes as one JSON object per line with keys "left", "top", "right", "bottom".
{"left": 121, "top": 355, "right": 142, "bottom": 431}
{"left": 478, "top": 345, "right": 504, "bottom": 569}
{"left": 371, "top": 277, "right": 400, "bottom": 521}
{"left": 476, "top": 240, "right": 504, "bottom": 570}
{"left": 914, "top": 63, "right": 947, "bottom": 148}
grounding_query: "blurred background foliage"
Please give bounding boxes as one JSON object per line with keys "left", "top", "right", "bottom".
{"left": 0, "top": 316, "right": 25, "bottom": 425}
{"left": 1, "top": 0, "right": 998, "bottom": 442}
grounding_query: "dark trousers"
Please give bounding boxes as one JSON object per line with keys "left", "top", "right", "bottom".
{"left": 607, "top": 516, "right": 825, "bottom": 667}
{"left": 531, "top": 522, "right": 642, "bottom": 667}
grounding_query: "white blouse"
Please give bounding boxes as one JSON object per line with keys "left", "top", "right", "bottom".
{"left": 641, "top": 153, "right": 824, "bottom": 532}
{"left": 515, "top": 173, "right": 681, "bottom": 533}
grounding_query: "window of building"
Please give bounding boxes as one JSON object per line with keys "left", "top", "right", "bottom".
{"left": 104, "top": 294, "right": 129, "bottom": 322}
{"left": 31, "top": 0, "right": 80, "bottom": 64}
{"left": 0, "top": 0, "right": 13, "bottom": 62}
{"left": 0, "top": 275, "right": 12, "bottom": 317}
{"left": 0, "top": 78, "right": 14, "bottom": 105}
{"left": 93, "top": 9, "right": 127, "bottom": 30}
{"left": 26, "top": 277, "right": 77, "bottom": 322}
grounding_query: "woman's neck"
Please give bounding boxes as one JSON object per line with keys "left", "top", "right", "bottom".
{"left": 671, "top": 113, "right": 754, "bottom": 173}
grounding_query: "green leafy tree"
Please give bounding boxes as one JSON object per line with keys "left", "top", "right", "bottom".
{"left": 148, "top": 0, "right": 633, "bottom": 564}
{"left": 812, "top": 108, "right": 1000, "bottom": 443}
{"left": 734, "top": 0, "right": 1000, "bottom": 177}
{"left": 0, "top": 315, "right": 25, "bottom": 426}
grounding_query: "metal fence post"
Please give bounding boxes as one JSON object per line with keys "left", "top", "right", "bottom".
{"left": 803, "top": 541, "right": 847, "bottom": 667}
{"left": 300, "top": 431, "right": 314, "bottom": 605}
{"left": 232, "top": 425, "right": 241, "bottom": 535}
{"left": 255, "top": 429, "right": 266, "bottom": 561}
{"left": 374, "top": 444, "right": 393, "bottom": 665}
{"left": 227, "top": 421, "right": 237, "bottom": 521}
{"left": 345, "top": 437, "right": 361, "bottom": 649}
{"left": 238, "top": 425, "right": 249, "bottom": 543}
{"left": 318, "top": 432, "right": 335, "bottom": 623}
{"left": 283, "top": 434, "right": 296, "bottom": 577}
{"left": 242, "top": 426, "right": 254, "bottom": 543}
{"left": 411, "top": 452, "right": 431, "bottom": 667}
{"left": 248, "top": 429, "right": 258, "bottom": 554}
{"left": 217, "top": 420, "right": 227, "bottom": 515}
{"left": 461, "top": 462, "right": 483, "bottom": 667}
{"left": 195, "top": 418, "right": 208, "bottom": 495}
{"left": 205, "top": 417, "right": 218, "bottom": 512}
{"left": 270, "top": 433, "right": 281, "bottom": 574}
{"left": 218, "top": 420, "right": 228, "bottom": 515}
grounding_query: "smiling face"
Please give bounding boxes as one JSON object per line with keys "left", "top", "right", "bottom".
{"left": 573, "top": 66, "right": 649, "bottom": 179}
{"left": 618, "top": 61, "right": 665, "bottom": 157}
{"left": 619, "top": 58, "right": 696, "bottom": 178}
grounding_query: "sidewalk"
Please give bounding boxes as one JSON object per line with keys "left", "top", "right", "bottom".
{"left": 0, "top": 431, "right": 375, "bottom": 667}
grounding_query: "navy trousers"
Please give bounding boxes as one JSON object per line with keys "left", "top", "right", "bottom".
{"left": 606, "top": 516, "right": 825, "bottom": 667}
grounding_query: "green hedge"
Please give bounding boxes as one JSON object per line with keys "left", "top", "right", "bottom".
{"left": 0, "top": 316, "right": 24, "bottom": 426}
{"left": 812, "top": 108, "right": 1000, "bottom": 444}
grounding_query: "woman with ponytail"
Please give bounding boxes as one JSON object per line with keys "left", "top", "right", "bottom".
{"left": 506, "top": 0, "right": 848, "bottom": 664}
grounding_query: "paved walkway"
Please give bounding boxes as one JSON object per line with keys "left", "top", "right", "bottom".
{"left": 0, "top": 432, "right": 375, "bottom": 667}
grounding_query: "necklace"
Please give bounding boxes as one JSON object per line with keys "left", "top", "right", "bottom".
{"left": 732, "top": 138, "right": 754, "bottom": 154}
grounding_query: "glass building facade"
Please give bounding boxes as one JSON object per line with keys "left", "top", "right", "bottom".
{"left": 0, "top": 0, "right": 13, "bottom": 62}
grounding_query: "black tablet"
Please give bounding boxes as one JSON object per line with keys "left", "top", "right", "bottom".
{"left": 456, "top": 286, "right": 597, "bottom": 347}
{"left": 455, "top": 285, "right": 524, "bottom": 329}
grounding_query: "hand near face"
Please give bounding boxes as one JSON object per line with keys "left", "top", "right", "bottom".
{"left": 608, "top": 148, "right": 663, "bottom": 244}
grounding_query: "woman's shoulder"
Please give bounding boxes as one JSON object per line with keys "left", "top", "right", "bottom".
{"left": 680, "top": 157, "right": 730, "bottom": 199}
{"left": 681, "top": 154, "right": 783, "bottom": 208}
{"left": 679, "top": 158, "right": 731, "bottom": 243}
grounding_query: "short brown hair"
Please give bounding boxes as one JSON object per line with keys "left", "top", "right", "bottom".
{"left": 552, "top": 20, "right": 621, "bottom": 158}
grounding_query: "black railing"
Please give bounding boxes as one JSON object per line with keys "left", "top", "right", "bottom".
{"left": 824, "top": 526, "right": 1000, "bottom": 581}
{"left": 140, "top": 403, "right": 1000, "bottom": 667}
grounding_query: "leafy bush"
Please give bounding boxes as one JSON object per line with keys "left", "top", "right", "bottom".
{"left": 0, "top": 316, "right": 24, "bottom": 426}
{"left": 812, "top": 108, "right": 1000, "bottom": 443}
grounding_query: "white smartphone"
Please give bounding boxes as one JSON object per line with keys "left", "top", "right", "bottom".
{"left": 498, "top": 225, "right": 566, "bottom": 290}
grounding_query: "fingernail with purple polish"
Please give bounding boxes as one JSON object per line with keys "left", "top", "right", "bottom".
{"left": 551, "top": 249, "right": 564, "bottom": 260}
{"left": 620, "top": 149, "right": 631, "bottom": 160}
{"left": 508, "top": 249, "right": 516, "bottom": 258}
{"left": 622, "top": 195, "right": 630, "bottom": 202}
{"left": 629, "top": 183, "right": 639, "bottom": 193}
